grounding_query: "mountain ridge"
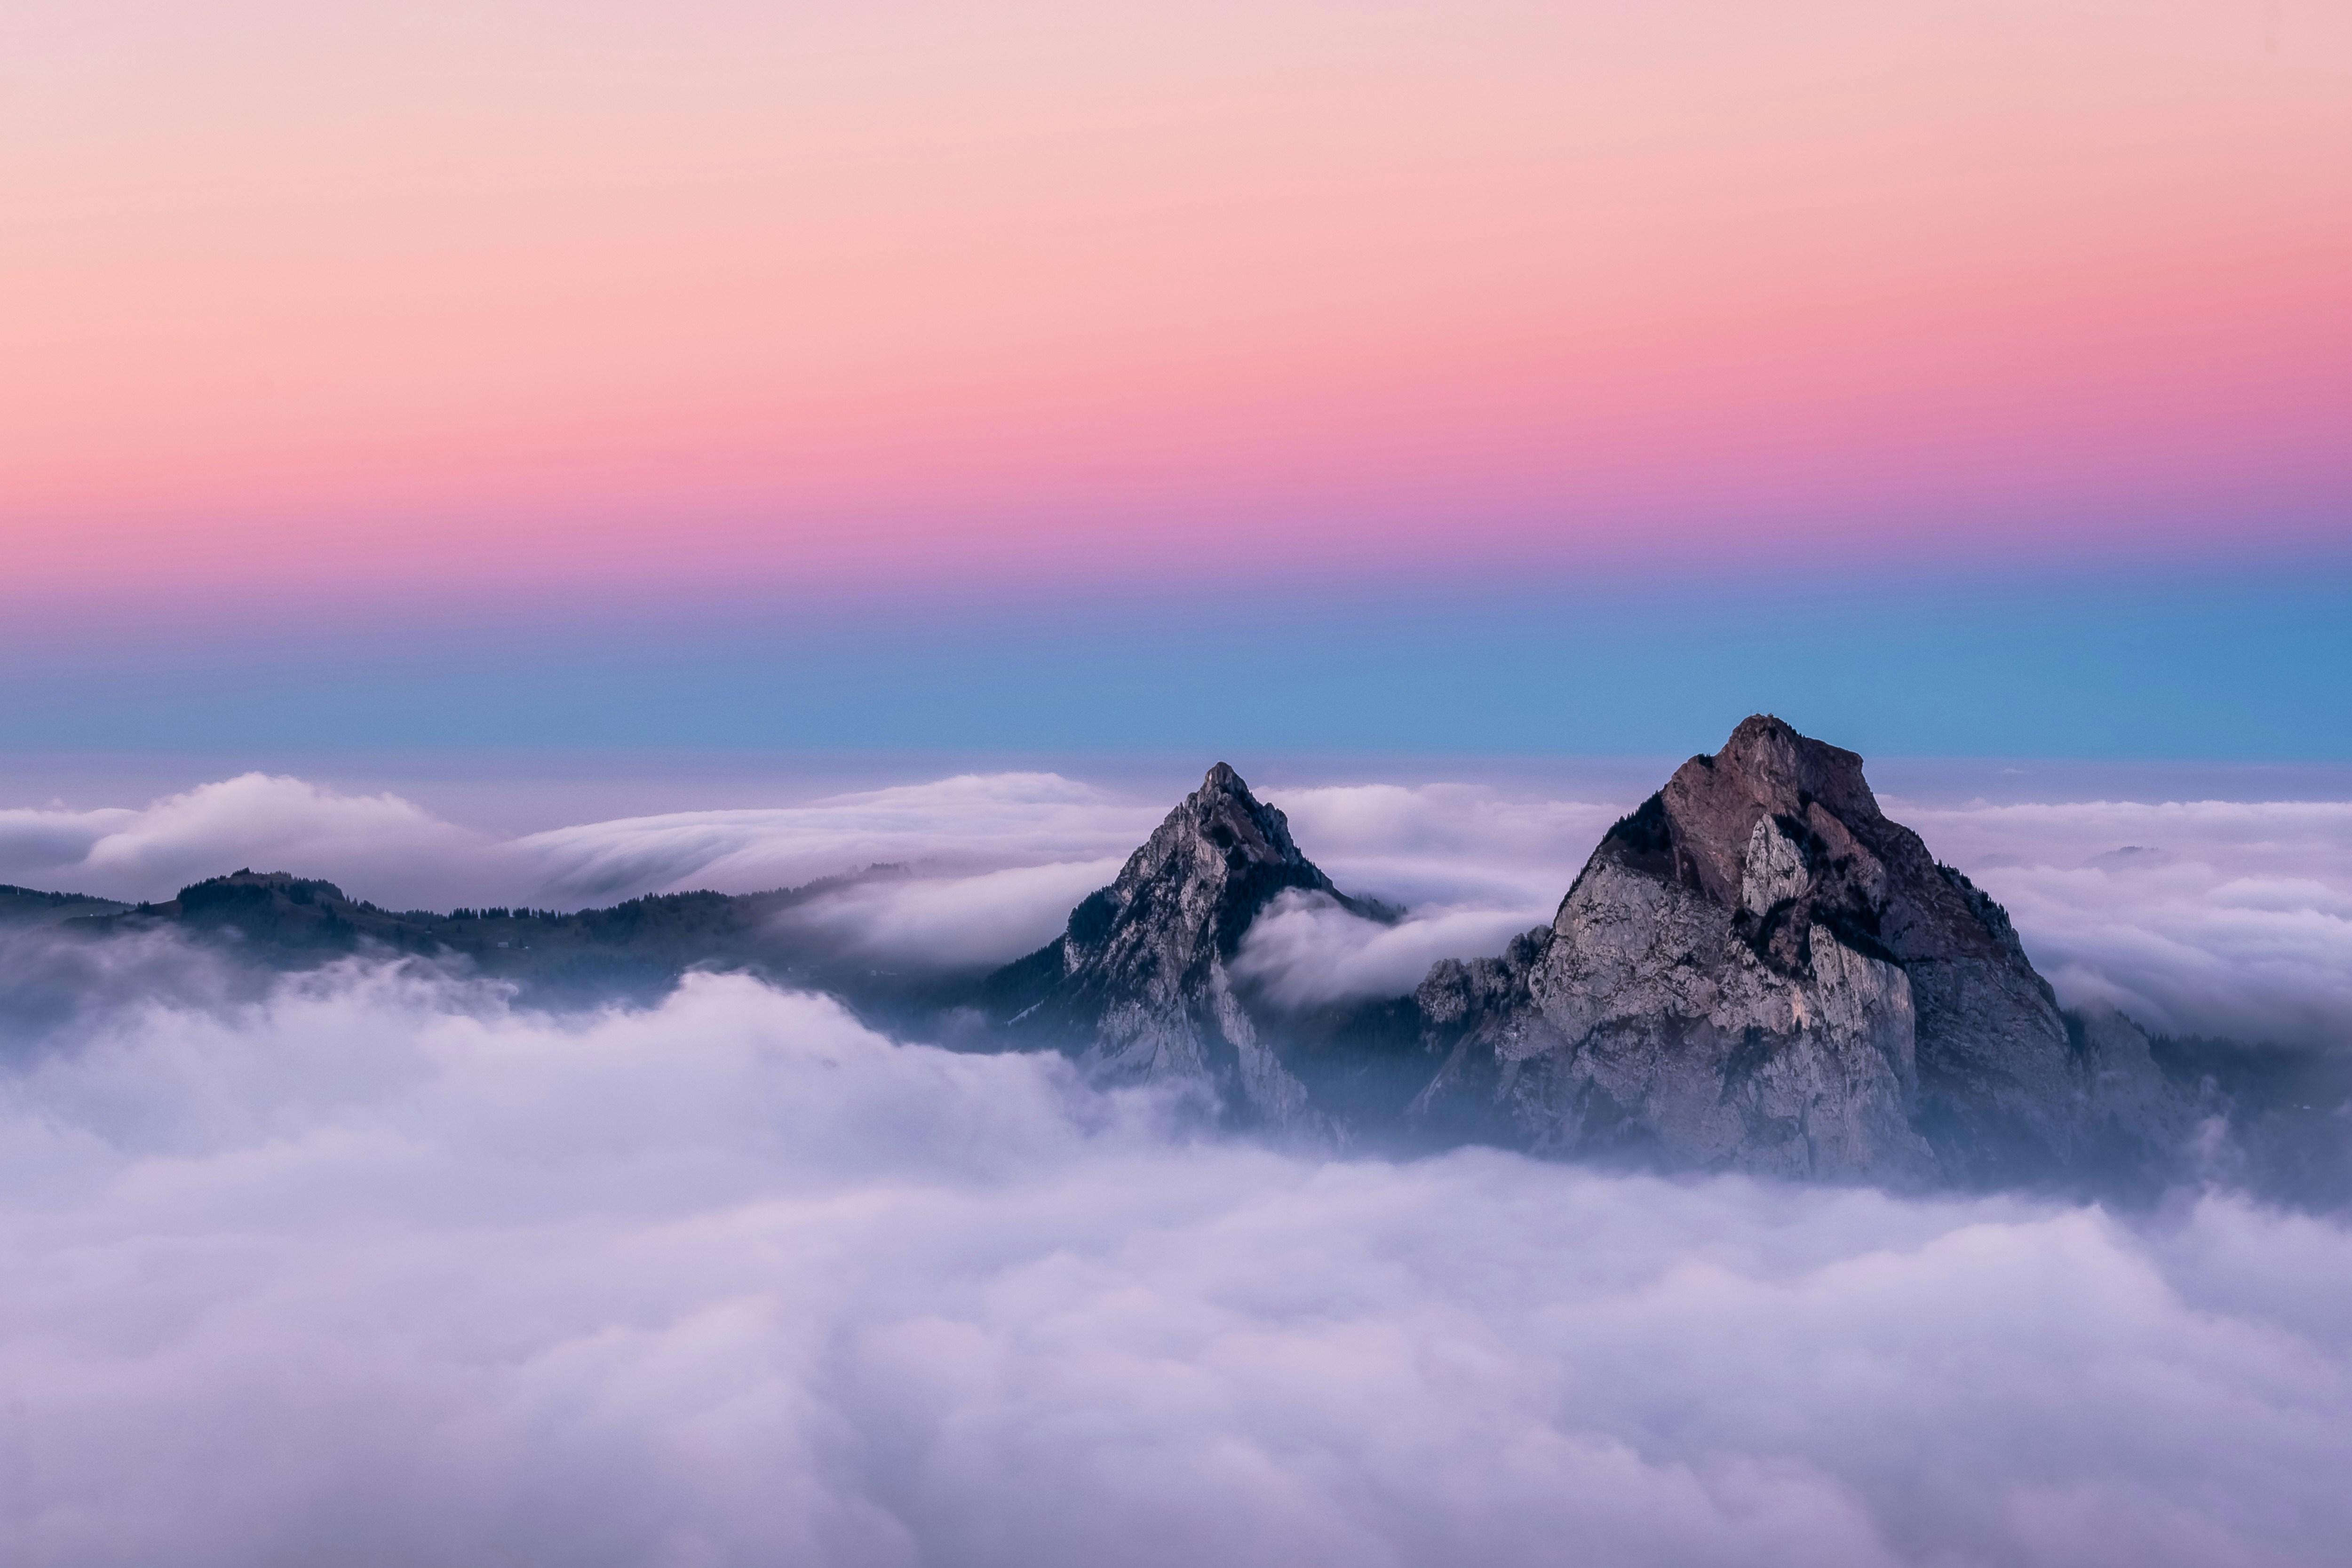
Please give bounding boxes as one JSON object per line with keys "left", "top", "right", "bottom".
{"left": 1404, "top": 716, "right": 2189, "bottom": 1186}
{"left": 10, "top": 722, "right": 2327, "bottom": 1198}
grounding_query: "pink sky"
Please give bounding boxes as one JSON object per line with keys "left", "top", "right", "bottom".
{"left": 4, "top": 1, "right": 2347, "bottom": 608}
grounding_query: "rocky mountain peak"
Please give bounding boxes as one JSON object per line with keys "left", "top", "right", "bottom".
{"left": 1597, "top": 714, "right": 1884, "bottom": 912}
{"left": 1143, "top": 762, "right": 1318, "bottom": 885}
{"left": 1415, "top": 715, "right": 2188, "bottom": 1186}
{"left": 984, "top": 762, "right": 1375, "bottom": 1125}
{"left": 977, "top": 719, "right": 2189, "bottom": 1189}
{"left": 1065, "top": 761, "right": 1341, "bottom": 988}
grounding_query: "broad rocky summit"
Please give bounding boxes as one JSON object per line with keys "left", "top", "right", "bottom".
{"left": 1410, "top": 716, "right": 2185, "bottom": 1185}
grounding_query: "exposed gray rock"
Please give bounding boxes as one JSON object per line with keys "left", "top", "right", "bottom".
{"left": 985, "top": 763, "right": 1385, "bottom": 1126}
{"left": 986, "top": 720, "right": 2196, "bottom": 1190}
{"left": 1411, "top": 716, "right": 2192, "bottom": 1186}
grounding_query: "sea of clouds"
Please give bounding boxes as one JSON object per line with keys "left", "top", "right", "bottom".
{"left": 3, "top": 766, "right": 2352, "bottom": 1562}
{"left": 6, "top": 766, "right": 2348, "bottom": 1046}
{"left": 0, "top": 950, "right": 2347, "bottom": 1567}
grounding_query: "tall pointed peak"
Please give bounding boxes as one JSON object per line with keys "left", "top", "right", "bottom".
{"left": 985, "top": 748, "right": 1368, "bottom": 1097}
{"left": 1160, "top": 760, "right": 1303, "bottom": 874}
{"left": 1200, "top": 761, "right": 1248, "bottom": 796}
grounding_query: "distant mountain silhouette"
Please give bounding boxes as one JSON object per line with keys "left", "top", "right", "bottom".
{"left": 55, "top": 864, "right": 957, "bottom": 1023}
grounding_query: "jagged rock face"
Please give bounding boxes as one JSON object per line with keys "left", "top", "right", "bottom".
{"left": 990, "top": 764, "right": 1360, "bottom": 1124}
{"left": 986, "top": 721, "right": 2190, "bottom": 1188}
{"left": 1414, "top": 716, "right": 2185, "bottom": 1186}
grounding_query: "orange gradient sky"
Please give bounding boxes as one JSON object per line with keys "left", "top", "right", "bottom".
{"left": 4, "top": 1, "right": 2349, "bottom": 606}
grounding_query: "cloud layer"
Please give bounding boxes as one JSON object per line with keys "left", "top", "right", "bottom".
{"left": 0, "top": 775, "right": 500, "bottom": 911}
{"left": 1, "top": 948, "right": 2347, "bottom": 1567}
{"left": 6, "top": 769, "right": 2352, "bottom": 1043}
{"left": 1232, "top": 890, "right": 1544, "bottom": 1011}
{"left": 1898, "top": 797, "right": 2352, "bottom": 1047}
{"left": 0, "top": 773, "right": 1161, "bottom": 970}
{"left": 510, "top": 773, "right": 1160, "bottom": 902}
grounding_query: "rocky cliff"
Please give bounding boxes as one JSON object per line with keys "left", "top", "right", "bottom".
{"left": 1410, "top": 716, "right": 2190, "bottom": 1186}
{"left": 985, "top": 763, "right": 1392, "bottom": 1126}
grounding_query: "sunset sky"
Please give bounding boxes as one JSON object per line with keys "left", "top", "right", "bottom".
{"left": 8, "top": 18, "right": 2352, "bottom": 1554}
{"left": 5, "top": 1, "right": 2346, "bottom": 755}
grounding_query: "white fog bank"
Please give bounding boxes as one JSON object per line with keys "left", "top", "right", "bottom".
{"left": 2, "top": 957, "right": 2349, "bottom": 1567}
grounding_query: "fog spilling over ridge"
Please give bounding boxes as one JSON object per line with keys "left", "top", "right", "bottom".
{"left": 5, "top": 764, "right": 2349, "bottom": 1049}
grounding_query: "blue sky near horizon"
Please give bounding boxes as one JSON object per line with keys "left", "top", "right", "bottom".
{"left": 5, "top": 564, "right": 2345, "bottom": 761}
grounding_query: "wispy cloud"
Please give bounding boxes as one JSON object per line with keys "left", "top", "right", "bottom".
{"left": 512, "top": 773, "right": 1159, "bottom": 902}
{"left": 0, "top": 774, "right": 500, "bottom": 909}
{"left": 1897, "top": 798, "right": 2352, "bottom": 1046}
{"left": 1271, "top": 781, "right": 1620, "bottom": 910}
{"left": 774, "top": 858, "right": 1129, "bottom": 971}
{"left": 1232, "top": 890, "right": 1544, "bottom": 1009}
